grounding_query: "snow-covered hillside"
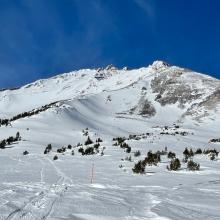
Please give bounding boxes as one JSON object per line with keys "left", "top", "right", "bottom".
{"left": 0, "top": 61, "right": 220, "bottom": 220}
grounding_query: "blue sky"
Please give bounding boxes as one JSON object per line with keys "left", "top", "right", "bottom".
{"left": 0, "top": 0, "right": 220, "bottom": 88}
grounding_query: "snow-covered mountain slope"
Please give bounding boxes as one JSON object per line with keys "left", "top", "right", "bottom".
{"left": 1, "top": 61, "right": 220, "bottom": 123}
{"left": 0, "top": 61, "right": 220, "bottom": 220}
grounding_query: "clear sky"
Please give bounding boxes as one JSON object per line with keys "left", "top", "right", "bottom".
{"left": 0, "top": 0, "right": 220, "bottom": 88}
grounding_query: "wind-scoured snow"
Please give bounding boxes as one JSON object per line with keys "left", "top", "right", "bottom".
{"left": 0, "top": 61, "right": 220, "bottom": 219}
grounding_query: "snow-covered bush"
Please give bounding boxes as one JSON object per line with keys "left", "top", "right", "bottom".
{"left": 187, "top": 160, "right": 200, "bottom": 171}
{"left": 167, "top": 151, "right": 176, "bottom": 159}
{"left": 167, "top": 158, "right": 181, "bottom": 171}
{"left": 132, "top": 160, "right": 145, "bottom": 174}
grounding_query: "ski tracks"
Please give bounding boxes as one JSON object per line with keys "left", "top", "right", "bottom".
{"left": 5, "top": 157, "right": 72, "bottom": 220}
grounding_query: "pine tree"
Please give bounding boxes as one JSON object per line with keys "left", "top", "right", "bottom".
{"left": 167, "top": 158, "right": 181, "bottom": 171}
{"left": 85, "top": 136, "right": 93, "bottom": 145}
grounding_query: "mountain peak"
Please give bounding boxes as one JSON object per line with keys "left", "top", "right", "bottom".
{"left": 150, "top": 60, "right": 171, "bottom": 70}
{"left": 105, "top": 64, "right": 117, "bottom": 71}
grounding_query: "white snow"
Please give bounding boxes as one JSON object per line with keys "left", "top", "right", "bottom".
{"left": 0, "top": 62, "right": 220, "bottom": 219}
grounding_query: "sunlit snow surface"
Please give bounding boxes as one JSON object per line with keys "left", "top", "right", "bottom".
{"left": 0, "top": 62, "right": 220, "bottom": 219}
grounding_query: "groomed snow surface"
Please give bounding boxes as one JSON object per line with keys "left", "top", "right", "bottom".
{"left": 0, "top": 62, "right": 220, "bottom": 219}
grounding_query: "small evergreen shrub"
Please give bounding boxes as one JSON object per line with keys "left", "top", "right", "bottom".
{"left": 57, "top": 147, "right": 66, "bottom": 153}
{"left": 182, "top": 155, "right": 189, "bottom": 163}
{"left": 143, "top": 151, "right": 160, "bottom": 166}
{"left": 53, "top": 155, "right": 58, "bottom": 160}
{"left": 195, "top": 148, "right": 202, "bottom": 154}
{"left": 210, "top": 153, "right": 216, "bottom": 161}
{"left": 120, "top": 142, "right": 129, "bottom": 149}
{"left": 85, "top": 136, "right": 93, "bottom": 145}
{"left": 132, "top": 160, "right": 145, "bottom": 174}
{"left": 168, "top": 151, "right": 176, "bottom": 159}
{"left": 23, "top": 150, "right": 29, "bottom": 155}
{"left": 126, "top": 146, "right": 131, "bottom": 153}
{"left": 84, "top": 146, "right": 95, "bottom": 155}
{"left": 183, "top": 147, "right": 190, "bottom": 157}
{"left": 167, "top": 158, "right": 181, "bottom": 171}
{"left": 189, "top": 148, "right": 194, "bottom": 157}
{"left": 125, "top": 156, "right": 132, "bottom": 162}
{"left": 93, "top": 143, "right": 100, "bottom": 149}
{"left": 134, "top": 150, "right": 141, "bottom": 157}
{"left": 187, "top": 160, "right": 200, "bottom": 171}
{"left": 78, "top": 147, "right": 84, "bottom": 155}
{"left": 44, "top": 144, "right": 52, "bottom": 154}
{"left": 15, "top": 132, "right": 21, "bottom": 141}
{"left": 203, "top": 149, "right": 219, "bottom": 156}
{"left": 113, "top": 137, "right": 126, "bottom": 145}
{"left": 0, "top": 140, "right": 6, "bottom": 149}
{"left": 77, "top": 142, "right": 82, "bottom": 147}
{"left": 96, "top": 138, "right": 103, "bottom": 143}
{"left": 67, "top": 144, "right": 72, "bottom": 149}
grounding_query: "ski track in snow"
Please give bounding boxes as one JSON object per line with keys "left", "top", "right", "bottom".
{"left": 4, "top": 157, "right": 71, "bottom": 220}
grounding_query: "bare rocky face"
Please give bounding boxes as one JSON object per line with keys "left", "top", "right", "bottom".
{"left": 183, "top": 88, "right": 220, "bottom": 121}
{"left": 130, "top": 96, "right": 156, "bottom": 118}
{"left": 151, "top": 70, "right": 202, "bottom": 108}
{"left": 149, "top": 67, "right": 220, "bottom": 121}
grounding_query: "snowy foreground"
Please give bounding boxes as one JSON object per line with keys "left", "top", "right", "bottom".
{"left": 0, "top": 61, "right": 220, "bottom": 219}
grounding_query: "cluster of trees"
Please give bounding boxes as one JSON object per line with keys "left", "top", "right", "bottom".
{"left": 0, "top": 132, "right": 21, "bottom": 149}
{"left": 144, "top": 151, "right": 161, "bottom": 166}
{"left": 183, "top": 147, "right": 219, "bottom": 161}
{"left": 77, "top": 136, "right": 105, "bottom": 156}
{"left": 132, "top": 145, "right": 216, "bottom": 174}
{"left": 113, "top": 137, "right": 126, "bottom": 145}
{"left": 166, "top": 147, "right": 219, "bottom": 171}
{"left": 113, "top": 137, "right": 131, "bottom": 153}
{"left": 79, "top": 146, "right": 95, "bottom": 155}
{"left": 43, "top": 136, "right": 103, "bottom": 159}
{"left": 128, "top": 133, "right": 151, "bottom": 141}
{"left": 132, "top": 150, "right": 161, "bottom": 174}
{"left": 210, "top": 138, "right": 220, "bottom": 143}
{"left": 78, "top": 142, "right": 105, "bottom": 156}
{"left": 160, "top": 131, "right": 189, "bottom": 136}
{"left": 0, "top": 102, "right": 57, "bottom": 127}
{"left": 167, "top": 148, "right": 201, "bottom": 171}
{"left": 57, "top": 147, "right": 67, "bottom": 153}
